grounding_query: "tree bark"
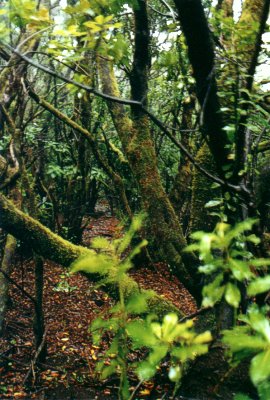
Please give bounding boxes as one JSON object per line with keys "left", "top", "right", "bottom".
{"left": 173, "top": 0, "right": 230, "bottom": 176}
{"left": 0, "top": 192, "right": 182, "bottom": 315}
{"left": 0, "top": 192, "right": 90, "bottom": 266}
{"left": 97, "top": 0, "right": 202, "bottom": 302}
{"left": 0, "top": 234, "right": 17, "bottom": 335}
{"left": 189, "top": 143, "right": 221, "bottom": 233}
{"left": 98, "top": 59, "right": 201, "bottom": 302}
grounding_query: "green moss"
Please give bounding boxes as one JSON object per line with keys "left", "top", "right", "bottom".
{"left": 0, "top": 234, "right": 17, "bottom": 333}
{"left": 0, "top": 193, "right": 184, "bottom": 317}
{"left": 98, "top": 59, "right": 202, "bottom": 301}
{"left": 190, "top": 143, "right": 221, "bottom": 233}
{"left": 0, "top": 192, "right": 91, "bottom": 267}
{"left": 147, "top": 294, "right": 183, "bottom": 318}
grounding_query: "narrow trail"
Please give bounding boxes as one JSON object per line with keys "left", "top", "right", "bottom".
{"left": 0, "top": 204, "right": 196, "bottom": 399}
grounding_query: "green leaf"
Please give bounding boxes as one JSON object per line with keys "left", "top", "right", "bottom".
{"left": 100, "top": 360, "right": 118, "bottom": 379}
{"left": 172, "top": 344, "right": 209, "bottom": 362}
{"left": 162, "top": 313, "right": 178, "bottom": 339}
{"left": 148, "top": 345, "right": 168, "bottom": 365}
{"left": 248, "top": 276, "right": 270, "bottom": 296}
{"left": 126, "top": 291, "right": 153, "bottom": 314}
{"left": 168, "top": 365, "right": 182, "bottom": 382}
{"left": 222, "top": 330, "right": 266, "bottom": 353}
{"left": 257, "top": 380, "right": 270, "bottom": 400}
{"left": 250, "top": 350, "right": 270, "bottom": 385}
{"left": 126, "top": 239, "right": 148, "bottom": 261}
{"left": 105, "top": 337, "right": 119, "bottom": 356}
{"left": 249, "top": 259, "right": 270, "bottom": 268}
{"left": 126, "top": 321, "right": 158, "bottom": 347}
{"left": 234, "top": 394, "right": 252, "bottom": 400}
{"left": 211, "top": 182, "right": 221, "bottom": 189}
{"left": 120, "top": 375, "right": 130, "bottom": 400}
{"left": 202, "top": 274, "right": 225, "bottom": 307}
{"left": 246, "top": 234, "right": 260, "bottom": 245}
{"left": 229, "top": 259, "right": 254, "bottom": 281}
{"left": 137, "top": 361, "right": 156, "bottom": 381}
{"left": 70, "top": 252, "right": 112, "bottom": 275}
{"left": 226, "top": 219, "right": 258, "bottom": 241}
{"left": 115, "top": 213, "right": 145, "bottom": 254}
{"left": 248, "top": 307, "right": 270, "bottom": 342}
{"left": 204, "top": 200, "right": 222, "bottom": 208}
{"left": 193, "top": 331, "right": 212, "bottom": 344}
{"left": 225, "top": 283, "right": 241, "bottom": 308}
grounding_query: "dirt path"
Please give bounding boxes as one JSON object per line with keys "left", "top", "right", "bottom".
{"left": 0, "top": 207, "right": 197, "bottom": 399}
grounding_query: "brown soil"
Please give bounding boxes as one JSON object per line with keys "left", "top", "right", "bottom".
{"left": 0, "top": 207, "right": 258, "bottom": 399}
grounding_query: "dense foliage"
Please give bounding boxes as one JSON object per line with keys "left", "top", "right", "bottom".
{"left": 0, "top": 0, "right": 269, "bottom": 398}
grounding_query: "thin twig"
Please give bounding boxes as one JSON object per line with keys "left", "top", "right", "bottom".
{"left": 128, "top": 380, "right": 143, "bottom": 400}
{"left": 160, "top": 0, "right": 177, "bottom": 20}
{"left": 15, "top": 26, "right": 53, "bottom": 52}
{"left": 143, "top": 107, "right": 244, "bottom": 194}
{"left": 148, "top": 4, "right": 172, "bottom": 19}
{"left": 0, "top": 268, "right": 36, "bottom": 305}
{"left": 180, "top": 307, "right": 210, "bottom": 322}
{"left": 23, "top": 328, "right": 48, "bottom": 385}
{"left": 2, "top": 41, "right": 250, "bottom": 196}
{"left": 2, "top": 42, "right": 142, "bottom": 107}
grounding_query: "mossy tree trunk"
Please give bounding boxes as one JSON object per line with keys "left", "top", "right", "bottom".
{"left": 169, "top": 95, "right": 195, "bottom": 233}
{"left": 22, "top": 168, "right": 47, "bottom": 360}
{"left": 0, "top": 234, "right": 17, "bottom": 335}
{"left": 0, "top": 192, "right": 183, "bottom": 316}
{"left": 98, "top": 0, "right": 201, "bottom": 302}
{"left": 33, "top": 256, "right": 46, "bottom": 361}
{"left": 233, "top": 0, "right": 270, "bottom": 181}
{"left": 189, "top": 143, "right": 221, "bottom": 233}
{"left": 0, "top": 192, "right": 90, "bottom": 266}
{"left": 175, "top": 0, "right": 269, "bottom": 328}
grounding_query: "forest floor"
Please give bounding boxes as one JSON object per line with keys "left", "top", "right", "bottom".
{"left": 0, "top": 203, "right": 257, "bottom": 400}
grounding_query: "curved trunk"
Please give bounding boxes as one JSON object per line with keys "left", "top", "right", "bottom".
{"left": 98, "top": 60, "right": 201, "bottom": 302}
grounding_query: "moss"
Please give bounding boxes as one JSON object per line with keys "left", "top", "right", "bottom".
{"left": 0, "top": 193, "right": 183, "bottom": 317}
{"left": 0, "top": 156, "right": 7, "bottom": 179}
{"left": 235, "top": 0, "right": 265, "bottom": 69}
{"left": 147, "top": 294, "right": 184, "bottom": 318}
{"left": 190, "top": 143, "right": 221, "bottom": 233}
{"left": 29, "top": 90, "right": 132, "bottom": 218}
{"left": 0, "top": 192, "right": 90, "bottom": 267}
{"left": 262, "top": 233, "right": 270, "bottom": 255}
{"left": 98, "top": 59, "right": 202, "bottom": 301}
{"left": 0, "top": 234, "right": 17, "bottom": 333}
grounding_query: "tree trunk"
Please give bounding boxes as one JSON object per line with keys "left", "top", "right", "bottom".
{"left": 0, "top": 234, "right": 17, "bottom": 335}
{"left": 189, "top": 143, "right": 221, "bottom": 233}
{"left": 33, "top": 256, "right": 47, "bottom": 362}
{"left": 173, "top": 0, "right": 231, "bottom": 175}
{"left": 97, "top": 1, "right": 201, "bottom": 302}
{"left": 98, "top": 60, "right": 201, "bottom": 302}
{"left": 0, "top": 192, "right": 182, "bottom": 315}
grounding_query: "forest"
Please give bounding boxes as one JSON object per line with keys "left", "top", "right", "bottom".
{"left": 0, "top": 0, "right": 270, "bottom": 398}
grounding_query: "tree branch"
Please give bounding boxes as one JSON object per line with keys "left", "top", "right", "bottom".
{"left": 2, "top": 42, "right": 142, "bottom": 107}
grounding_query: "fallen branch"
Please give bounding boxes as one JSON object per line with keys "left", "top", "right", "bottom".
{"left": 23, "top": 327, "right": 48, "bottom": 386}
